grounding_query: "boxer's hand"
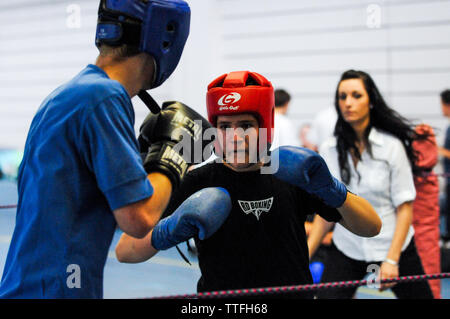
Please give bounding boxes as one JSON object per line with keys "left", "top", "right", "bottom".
{"left": 137, "top": 134, "right": 150, "bottom": 163}
{"left": 270, "top": 146, "right": 347, "bottom": 208}
{"left": 139, "top": 101, "right": 213, "bottom": 188}
{"left": 151, "top": 187, "right": 232, "bottom": 250}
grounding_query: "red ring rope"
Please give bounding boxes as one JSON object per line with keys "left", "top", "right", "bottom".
{"left": 0, "top": 204, "right": 17, "bottom": 209}
{"left": 147, "top": 272, "right": 450, "bottom": 299}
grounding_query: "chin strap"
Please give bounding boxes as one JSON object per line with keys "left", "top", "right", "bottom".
{"left": 175, "top": 244, "right": 192, "bottom": 266}
{"left": 138, "top": 90, "right": 161, "bottom": 114}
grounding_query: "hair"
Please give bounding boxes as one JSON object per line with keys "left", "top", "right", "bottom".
{"left": 97, "top": 44, "right": 141, "bottom": 58}
{"left": 334, "top": 69, "right": 430, "bottom": 184}
{"left": 441, "top": 89, "right": 450, "bottom": 104}
{"left": 274, "top": 89, "right": 291, "bottom": 108}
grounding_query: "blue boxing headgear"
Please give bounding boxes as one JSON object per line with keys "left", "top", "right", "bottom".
{"left": 95, "top": 0, "right": 190, "bottom": 89}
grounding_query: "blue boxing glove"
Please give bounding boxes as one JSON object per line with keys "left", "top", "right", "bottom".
{"left": 151, "top": 187, "right": 232, "bottom": 250}
{"left": 269, "top": 146, "right": 347, "bottom": 208}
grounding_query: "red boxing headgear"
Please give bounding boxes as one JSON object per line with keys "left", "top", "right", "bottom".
{"left": 206, "top": 71, "right": 275, "bottom": 144}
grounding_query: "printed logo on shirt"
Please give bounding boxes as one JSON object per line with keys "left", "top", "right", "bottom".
{"left": 238, "top": 197, "right": 273, "bottom": 220}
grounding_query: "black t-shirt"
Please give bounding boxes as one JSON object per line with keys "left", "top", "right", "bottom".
{"left": 163, "top": 162, "right": 342, "bottom": 295}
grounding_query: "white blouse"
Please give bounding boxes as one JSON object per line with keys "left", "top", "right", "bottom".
{"left": 319, "top": 127, "right": 416, "bottom": 262}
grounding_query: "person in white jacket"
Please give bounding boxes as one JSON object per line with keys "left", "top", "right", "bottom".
{"left": 307, "top": 106, "right": 338, "bottom": 152}
{"left": 271, "top": 89, "right": 300, "bottom": 150}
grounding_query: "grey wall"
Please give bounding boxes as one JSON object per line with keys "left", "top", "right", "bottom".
{"left": 215, "top": 0, "right": 450, "bottom": 138}
{"left": 0, "top": 0, "right": 449, "bottom": 149}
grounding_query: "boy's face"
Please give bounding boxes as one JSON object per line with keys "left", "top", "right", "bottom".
{"left": 216, "top": 114, "right": 260, "bottom": 169}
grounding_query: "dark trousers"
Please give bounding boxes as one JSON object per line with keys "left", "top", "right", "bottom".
{"left": 316, "top": 238, "right": 434, "bottom": 299}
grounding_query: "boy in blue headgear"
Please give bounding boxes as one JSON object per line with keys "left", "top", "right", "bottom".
{"left": 0, "top": 0, "right": 212, "bottom": 299}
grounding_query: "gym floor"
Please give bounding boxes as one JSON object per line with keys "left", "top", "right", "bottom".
{"left": 0, "top": 179, "right": 448, "bottom": 299}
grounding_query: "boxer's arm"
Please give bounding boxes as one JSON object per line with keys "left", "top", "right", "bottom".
{"left": 116, "top": 229, "right": 158, "bottom": 263}
{"left": 273, "top": 146, "right": 381, "bottom": 237}
{"left": 116, "top": 169, "right": 198, "bottom": 262}
{"left": 114, "top": 101, "right": 212, "bottom": 239}
{"left": 113, "top": 172, "right": 172, "bottom": 239}
{"left": 307, "top": 192, "right": 381, "bottom": 258}
{"left": 116, "top": 187, "right": 231, "bottom": 263}
{"left": 336, "top": 191, "right": 381, "bottom": 237}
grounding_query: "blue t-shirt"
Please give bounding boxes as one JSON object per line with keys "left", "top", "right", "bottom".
{"left": 0, "top": 65, "right": 153, "bottom": 298}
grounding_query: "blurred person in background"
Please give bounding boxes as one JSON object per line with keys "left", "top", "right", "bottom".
{"left": 308, "top": 69, "right": 433, "bottom": 299}
{"left": 271, "top": 89, "right": 300, "bottom": 150}
{"left": 306, "top": 106, "right": 337, "bottom": 152}
{"left": 411, "top": 124, "right": 441, "bottom": 299}
{"left": 298, "top": 123, "right": 317, "bottom": 150}
{"left": 438, "top": 89, "right": 450, "bottom": 245}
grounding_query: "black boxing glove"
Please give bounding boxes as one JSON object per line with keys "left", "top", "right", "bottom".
{"left": 137, "top": 134, "right": 149, "bottom": 163}
{"left": 139, "top": 101, "right": 213, "bottom": 188}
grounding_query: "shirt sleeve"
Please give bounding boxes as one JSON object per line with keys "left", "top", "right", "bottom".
{"left": 389, "top": 140, "right": 416, "bottom": 208}
{"left": 80, "top": 94, "right": 153, "bottom": 211}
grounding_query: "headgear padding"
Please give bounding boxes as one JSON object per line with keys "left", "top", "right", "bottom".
{"left": 206, "top": 71, "right": 275, "bottom": 144}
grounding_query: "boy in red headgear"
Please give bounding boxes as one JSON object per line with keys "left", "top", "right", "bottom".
{"left": 115, "top": 71, "right": 381, "bottom": 298}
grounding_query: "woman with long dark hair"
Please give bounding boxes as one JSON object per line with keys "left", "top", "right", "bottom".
{"left": 308, "top": 70, "right": 433, "bottom": 299}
